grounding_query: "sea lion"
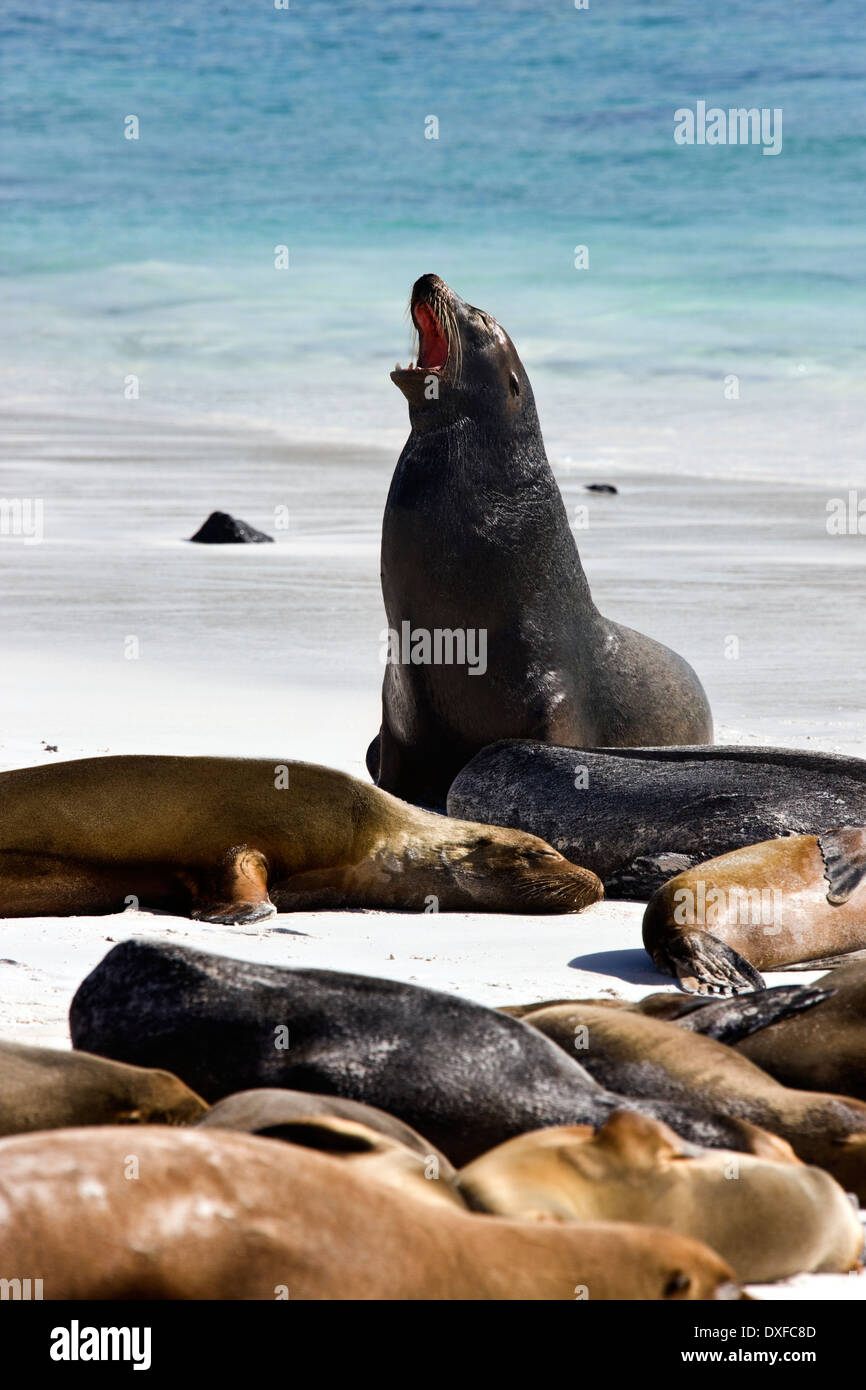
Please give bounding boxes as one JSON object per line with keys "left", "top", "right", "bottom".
{"left": 643, "top": 827, "right": 866, "bottom": 993}
{"left": 447, "top": 741, "right": 866, "bottom": 899}
{"left": 195, "top": 1088, "right": 461, "bottom": 1207}
{"left": 734, "top": 960, "right": 866, "bottom": 1100}
{"left": 0, "top": 1041, "right": 207, "bottom": 1135}
{"left": 517, "top": 1001, "right": 866, "bottom": 1200}
{"left": 458, "top": 1110, "right": 864, "bottom": 1284}
{"left": 0, "top": 754, "right": 602, "bottom": 923}
{"left": 69, "top": 940, "right": 785, "bottom": 1164}
{"left": 367, "top": 273, "right": 712, "bottom": 808}
{"left": 0, "top": 1126, "right": 742, "bottom": 1300}
{"left": 502, "top": 983, "right": 833, "bottom": 1044}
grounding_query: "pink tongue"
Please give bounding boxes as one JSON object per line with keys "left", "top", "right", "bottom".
{"left": 414, "top": 302, "right": 448, "bottom": 368}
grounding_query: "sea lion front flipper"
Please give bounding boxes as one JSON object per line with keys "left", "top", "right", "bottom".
{"left": 652, "top": 931, "right": 765, "bottom": 996}
{"left": 671, "top": 983, "right": 835, "bottom": 1043}
{"left": 819, "top": 827, "right": 866, "bottom": 905}
{"left": 187, "top": 846, "right": 276, "bottom": 926}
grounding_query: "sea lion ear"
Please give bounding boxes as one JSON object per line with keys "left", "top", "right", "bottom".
{"left": 509, "top": 371, "right": 520, "bottom": 397}
{"left": 593, "top": 1109, "right": 684, "bottom": 1166}
{"left": 819, "top": 827, "right": 866, "bottom": 905}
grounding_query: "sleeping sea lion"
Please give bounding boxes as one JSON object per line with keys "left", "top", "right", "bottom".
{"left": 643, "top": 827, "right": 866, "bottom": 993}
{"left": 69, "top": 940, "right": 790, "bottom": 1164}
{"left": 516, "top": 1000, "right": 866, "bottom": 1200}
{"left": 0, "top": 1040, "right": 207, "bottom": 1135}
{"left": 0, "top": 1126, "right": 743, "bottom": 1300}
{"left": 0, "top": 754, "right": 601, "bottom": 923}
{"left": 458, "top": 1110, "right": 863, "bottom": 1283}
{"left": 447, "top": 742, "right": 866, "bottom": 900}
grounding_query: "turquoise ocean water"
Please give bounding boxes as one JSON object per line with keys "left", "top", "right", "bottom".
{"left": 1, "top": 0, "right": 865, "bottom": 474}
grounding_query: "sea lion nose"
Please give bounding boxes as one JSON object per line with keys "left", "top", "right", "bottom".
{"left": 411, "top": 273, "right": 449, "bottom": 306}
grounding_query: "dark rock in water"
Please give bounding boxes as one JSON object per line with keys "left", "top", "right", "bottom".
{"left": 189, "top": 511, "right": 274, "bottom": 544}
{"left": 68, "top": 939, "right": 762, "bottom": 1165}
{"left": 584, "top": 483, "right": 618, "bottom": 494}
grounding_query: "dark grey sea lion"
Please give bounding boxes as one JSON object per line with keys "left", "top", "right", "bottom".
{"left": 366, "top": 273, "right": 712, "bottom": 808}
{"left": 69, "top": 940, "right": 779, "bottom": 1166}
{"left": 447, "top": 741, "right": 866, "bottom": 899}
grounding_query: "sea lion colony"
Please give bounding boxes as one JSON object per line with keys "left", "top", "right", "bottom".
{"left": 1, "top": 277, "right": 864, "bottom": 1300}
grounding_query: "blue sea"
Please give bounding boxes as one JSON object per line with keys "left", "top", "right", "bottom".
{"left": 2, "top": 0, "right": 864, "bottom": 478}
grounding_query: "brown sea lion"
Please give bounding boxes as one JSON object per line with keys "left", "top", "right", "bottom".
{"left": 735, "top": 960, "right": 866, "bottom": 1100}
{"left": 195, "top": 1088, "right": 460, "bottom": 1208}
{"left": 0, "top": 1127, "right": 743, "bottom": 1300}
{"left": 502, "top": 982, "right": 832, "bottom": 1045}
{"left": 0, "top": 1040, "right": 207, "bottom": 1135}
{"left": 70, "top": 939, "right": 804, "bottom": 1162}
{"left": 642, "top": 827, "right": 866, "bottom": 994}
{"left": 368, "top": 273, "right": 712, "bottom": 808}
{"left": 516, "top": 1001, "right": 866, "bottom": 1200}
{"left": 458, "top": 1110, "right": 863, "bottom": 1284}
{"left": 0, "top": 755, "right": 601, "bottom": 923}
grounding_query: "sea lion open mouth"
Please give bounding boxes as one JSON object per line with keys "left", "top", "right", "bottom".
{"left": 391, "top": 273, "right": 454, "bottom": 383}
{"left": 412, "top": 301, "right": 449, "bottom": 370}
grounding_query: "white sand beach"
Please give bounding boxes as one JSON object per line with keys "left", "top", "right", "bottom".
{"left": 1, "top": 406, "right": 864, "bottom": 1300}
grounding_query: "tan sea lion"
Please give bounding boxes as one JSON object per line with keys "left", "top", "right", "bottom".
{"left": 0, "top": 755, "right": 602, "bottom": 923}
{"left": 735, "top": 959, "right": 866, "bottom": 1099}
{"left": 517, "top": 1001, "right": 866, "bottom": 1200}
{"left": 642, "top": 827, "right": 866, "bottom": 994}
{"left": 458, "top": 1110, "right": 863, "bottom": 1284}
{"left": 195, "top": 1089, "right": 461, "bottom": 1209}
{"left": 0, "top": 1040, "right": 207, "bottom": 1135}
{"left": 0, "top": 1127, "right": 743, "bottom": 1300}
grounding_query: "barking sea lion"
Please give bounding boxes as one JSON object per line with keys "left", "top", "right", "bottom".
{"left": 368, "top": 274, "right": 712, "bottom": 807}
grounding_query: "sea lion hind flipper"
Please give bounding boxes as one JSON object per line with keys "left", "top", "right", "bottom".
{"left": 673, "top": 983, "right": 834, "bottom": 1043}
{"left": 819, "top": 827, "right": 866, "bottom": 905}
{"left": 187, "top": 846, "right": 276, "bottom": 926}
{"left": 652, "top": 931, "right": 765, "bottom": 996}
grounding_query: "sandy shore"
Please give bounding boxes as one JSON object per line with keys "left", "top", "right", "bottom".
{"left": 1, "top": 406, "right": 864, "bottom": 1299}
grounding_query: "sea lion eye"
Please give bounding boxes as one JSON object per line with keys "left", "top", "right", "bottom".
{"left": 509, "top": 372, "right": 520, "bottom": 397}
{"left": 664, "top": 1271, "right": 691, "bottom": 1297}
